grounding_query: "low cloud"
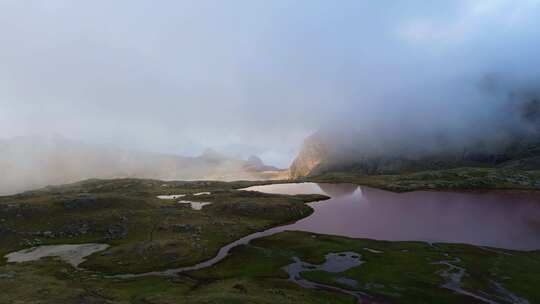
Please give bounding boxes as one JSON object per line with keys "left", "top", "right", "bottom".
{"left": 0, "top": 1, "right": 539, "bottom": 167}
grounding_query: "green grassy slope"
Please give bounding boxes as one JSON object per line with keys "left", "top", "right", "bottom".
{"left": 0, "top": 178, "right": 324, "bottom": 274}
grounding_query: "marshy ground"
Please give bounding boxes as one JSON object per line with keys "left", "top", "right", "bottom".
{"left": 1, "top": 176, "right": 539, "bottom": 303}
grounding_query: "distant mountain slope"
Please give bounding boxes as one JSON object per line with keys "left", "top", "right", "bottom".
{"left": 0, "top": 136, "right": 283, "bottom": 195}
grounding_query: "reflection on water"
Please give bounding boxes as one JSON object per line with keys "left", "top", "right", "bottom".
{"left": 245, "top": 183, "right": 540, "bottom": 250}
{"left": 316, "top": 183, "right": 359, "bottom": 197}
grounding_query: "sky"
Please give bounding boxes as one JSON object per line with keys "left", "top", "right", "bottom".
{"left": 1, "top": 0, "right": 540, "bottom": 167}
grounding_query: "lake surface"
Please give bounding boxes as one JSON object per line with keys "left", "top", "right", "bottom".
{"left": 244, "top": 183, "right": 540, "bottom": 250}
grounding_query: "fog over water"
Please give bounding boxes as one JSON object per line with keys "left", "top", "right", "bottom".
{"left": 1, "top": 1, "right": 540, "bottom": 167}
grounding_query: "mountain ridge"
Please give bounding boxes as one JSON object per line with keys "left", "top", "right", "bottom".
{"left": 0, "top": 136, "right": 284, "bottom": 195}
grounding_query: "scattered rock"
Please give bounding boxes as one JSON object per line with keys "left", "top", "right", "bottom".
{"left": 62, "top": 197, "right": 98, "bottom": 209}
{"left": 233, "top": 283, "right": 248, "bottom": 294}
{"left": 172, "top": 224, "right": 195, "bottom": 233}
{"left": 0, "top": 272, "right": 15, "bottom": 279}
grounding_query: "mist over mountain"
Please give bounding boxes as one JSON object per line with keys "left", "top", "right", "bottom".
{"left": 0, "top": 1, "right": 540, "bottom": 191}
{"left": 1, "top": 1, "right": 539, "bottom": 170}
{"left": 290, "top": 90, "right": 540, "bottom": 178}
{"left": 0, "top": 136, "right": 282, "bottom": 195}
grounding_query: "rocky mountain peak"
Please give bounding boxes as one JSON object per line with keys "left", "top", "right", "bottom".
{"left": 198, "top": 148, "right": 227, "bottom": 161}
{"left": 247, "top": 155, "right": 264, "bottom": 167}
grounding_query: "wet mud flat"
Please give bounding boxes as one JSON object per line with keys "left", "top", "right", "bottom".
{"left": 5, "top": 243, "right": 109, "bottom": 267}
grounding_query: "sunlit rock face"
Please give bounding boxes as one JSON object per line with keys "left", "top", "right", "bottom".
{"left": 288, "top": 127, "right": 417, "bottom": 178}
{"left": 289, "top": 132, "right": 331, "bottom": 179}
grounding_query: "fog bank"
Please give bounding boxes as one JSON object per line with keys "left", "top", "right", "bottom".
{"left": 1, "top": 1, "right": 539, "bottom": 168}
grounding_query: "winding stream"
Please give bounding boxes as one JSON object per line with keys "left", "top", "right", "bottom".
{"left": 283, "top": 252, "right": 371, "bottom": 303}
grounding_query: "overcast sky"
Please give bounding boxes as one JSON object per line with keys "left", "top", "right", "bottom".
{"left": 1, "top": 1, "right": 539, "bottom": 166}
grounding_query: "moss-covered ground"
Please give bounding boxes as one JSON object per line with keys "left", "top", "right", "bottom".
{"left": 3, "top": 230, "right": 538, "bottom": 303}
{"left": 0, "top": 178, "right": 324, "bottom": 274}
{"left": 308, "top": 167, "right": 540, "bottom": 192}
{"left": 1, "top": 178, "right": 539, "bottom": 303}
{"left": 190, "top": 231, "right": 540, "bottom": 304}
